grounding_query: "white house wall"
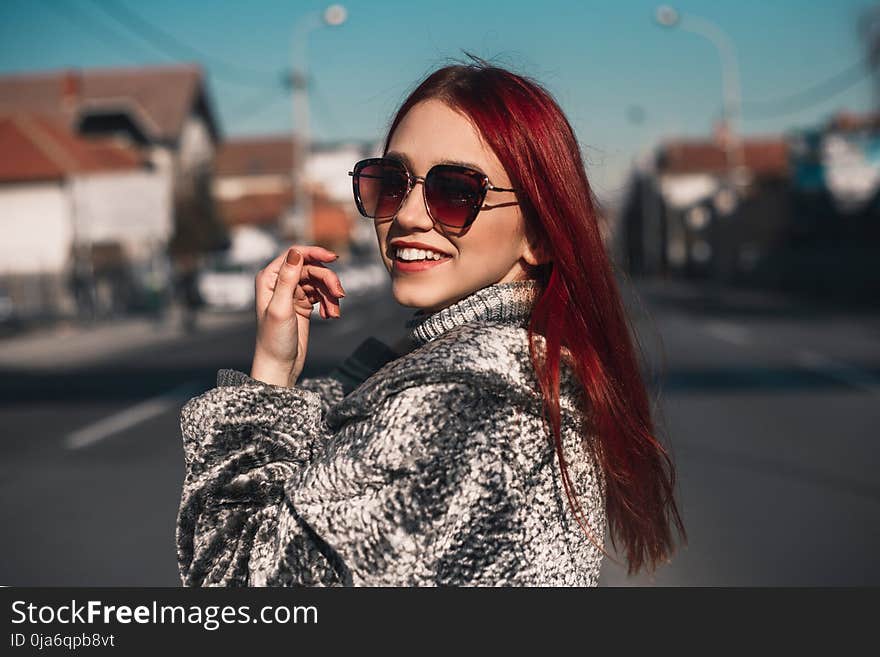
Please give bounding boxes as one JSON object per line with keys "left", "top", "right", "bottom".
{"left": 178, "top": 115, "right": 214, "bottom": 173}
{"left": 659, "top": 173, "right": 719, "bottom": 209}
{"left": 148, "top": 144, "right": 174, "bottom": 175}
{"left": 308, "top": 146, "right": 373, "bottom": 203}
{"left": 70, "top": 170, "right": 173, "bottom": 256}
{"left": 214, "top": 174, "right": 290, "bottom": 200}
{"left": 0, "top": 181, "right": 71, "bottom": 275}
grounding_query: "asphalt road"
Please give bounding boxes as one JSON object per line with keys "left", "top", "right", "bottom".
{"left": 1, "top": 278, "right": 877, "bottom": 586}
{"left": 599, "top": 279, "right": 880, "bottom": 585}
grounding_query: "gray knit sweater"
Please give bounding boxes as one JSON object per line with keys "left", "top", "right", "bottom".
{"left": 176, "top": 279, "right": 606, "bottom": 586}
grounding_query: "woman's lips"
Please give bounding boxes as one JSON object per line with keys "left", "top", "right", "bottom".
{"left": 392, "top": 255, "right": 453, "bottom": 273}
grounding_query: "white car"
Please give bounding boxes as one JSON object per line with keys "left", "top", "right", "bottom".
{"left": 0, "top": 287, "right": 13, "bottom": 323}
{"left": 197, "top": 259, "right": 260, "bottom": 312}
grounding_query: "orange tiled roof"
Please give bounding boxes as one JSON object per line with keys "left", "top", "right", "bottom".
{"left": 660, "top": 138, "right": 789, "bottom": 177}
{"left": 0, "top": 112, "right": 143, "bottom": 183}
{"left": 217, "top": 190, "right": 295, "bottom": 227}
{"left": 214, "top": 135, "right": 298, "bottom": 177}
{"left": 311, "top": 196, "right": 353, "bottom": 244}
{"left": 217, "top": 188, "right": 353, "bottom": 246}
{"left": 828, "top": 110, "right": 880, "bottom": 132}
{"left": 0, "top": 63, "right": 218, "bottom": 143}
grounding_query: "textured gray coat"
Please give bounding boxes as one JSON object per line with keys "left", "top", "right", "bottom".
{"left": 176, "top": 279, "right": 606, "bottom": 586}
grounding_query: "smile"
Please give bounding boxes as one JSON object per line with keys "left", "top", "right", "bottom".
{"left": 392, "top": 250, "right": 453, "bottom": 273}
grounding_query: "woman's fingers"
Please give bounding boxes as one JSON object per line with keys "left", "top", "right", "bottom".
{"left": 265, "top": 248, "right": 304, "bottom": 321}
{"left": 299, "top": 266, "right": 343, "bottom": 318}
{"left": 304, "top": 263, "right": 346, "bottom": 298}
{"left": 256, "top": 245, "right": 338, "bottom": 312}
{"left": 299, "top": 283, "right": 325, "bottom": 311}
{"left": 283, "top": 253, "right": 343, "bottom": 320}
{"left": 291, "top": 259, "right": 344, "bottom": 318}
{"left": 301, "top": 279, "right": 340, "bottom": 318}
{"left": 265, "top": 244, "right": 337, "bottom": 272}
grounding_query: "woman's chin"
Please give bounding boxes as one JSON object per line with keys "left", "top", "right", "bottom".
{"left": 391, "top": 280, "right": 448, "bottom": 312}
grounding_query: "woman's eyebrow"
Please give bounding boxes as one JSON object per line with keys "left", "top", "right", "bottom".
{"left": 385, "top": 151, "right": 487, "bottom": 175}
{"left": 440, "top": 159, "right": 487, "bottom": 174}
{"left": 384, "top": 151, "right": 412, "bottom": 168}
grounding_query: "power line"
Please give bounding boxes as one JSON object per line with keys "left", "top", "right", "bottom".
{"left": 741, "top": 58, "right": 871, "bottom": 119}
{"left": 36, "top": 0, "right": 161, "bottom": 64}
{"left": 36, "top": 0, "right": 338, "bottom": 139}
{"left": 226, "top": 86, "right": 290, "bottom": 123}
{"left": 308, "top": 75, "right": 342, "bottom": 138}
{"left": 87, "top": 0, "right": 282, "bottom": 90}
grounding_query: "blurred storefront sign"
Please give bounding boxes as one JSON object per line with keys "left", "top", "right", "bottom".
{"left": 821, "top": 132, "right": 880, "bottom": 213}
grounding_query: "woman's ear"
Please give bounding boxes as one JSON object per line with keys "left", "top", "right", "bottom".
{"left": 521, "top": 226, "right": 551, "bottom": 267}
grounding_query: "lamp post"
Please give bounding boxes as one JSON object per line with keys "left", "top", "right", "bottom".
{"left": 655, "top": 5, "right": 748, "bottom": 289}
{"left": 286, "top": 4, "right": 348, "bottom": 242}
{"left": 654, "top": 5, "right": 744, "bottom": 172}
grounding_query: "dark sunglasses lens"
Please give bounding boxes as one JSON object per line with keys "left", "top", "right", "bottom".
{"left": 354, "top": 161, "right": 407, "bottom": 218}
{"left": 425, "top": 167, "right": 482, "bottom": 227}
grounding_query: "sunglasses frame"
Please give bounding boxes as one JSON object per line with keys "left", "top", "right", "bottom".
{"left": 348, "top": 157, "right": 521, "bottom": 230}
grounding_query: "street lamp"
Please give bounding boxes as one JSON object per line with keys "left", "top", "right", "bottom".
{"left": 654, "top": 5, "right": 744, "bottom": 171}
{"left": 287, "top": 4, "right": 348, "bottom": 242}
{"left": 655, "top": 5, "right": 750, "bottom": 290}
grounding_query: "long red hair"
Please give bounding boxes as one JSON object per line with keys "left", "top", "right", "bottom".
{"left": 382, "top": 55, "right": 686, "bottom": 575}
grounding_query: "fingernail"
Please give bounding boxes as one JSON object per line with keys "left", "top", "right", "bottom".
{"left": 287, "top": 249, "right": 301, "bottom": 266}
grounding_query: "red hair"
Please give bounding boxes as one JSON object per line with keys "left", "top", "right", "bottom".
{"left": 383, "top": 55, "right": 686, "bottom": 575}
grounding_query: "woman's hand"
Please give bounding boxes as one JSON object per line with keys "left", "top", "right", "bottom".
{"left": 250, "top": 245, "right": 346, "bottom": 387}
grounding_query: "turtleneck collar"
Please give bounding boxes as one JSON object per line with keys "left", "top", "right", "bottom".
{"left": 404, "top": 279, "right": 543, "bottom": 346}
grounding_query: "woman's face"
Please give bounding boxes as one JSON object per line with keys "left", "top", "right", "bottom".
{"left": 374, "top": 98, "right": 544, "bottom": 313}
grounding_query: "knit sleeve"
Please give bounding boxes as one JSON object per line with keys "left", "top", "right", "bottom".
{"left": 215, "top": 368, "right": 346, "bottom": 421}
{"left": 212, "top": 336, "right": 399, "bottom": 417}
{"left": 175, "top": 378, "right": 520, "bottom": 587}
{"left": 175, "top": 378, "right": 324, "bottom": 586}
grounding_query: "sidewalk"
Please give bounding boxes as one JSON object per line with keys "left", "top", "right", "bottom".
{"left": 0, "top": 305, "right": 253, "bottom": 371}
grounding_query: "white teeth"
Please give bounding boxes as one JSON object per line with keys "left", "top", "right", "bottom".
{"left": 396, "top": 247, "right": 447, "bottom": 261}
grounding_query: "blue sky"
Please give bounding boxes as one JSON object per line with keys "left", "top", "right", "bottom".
{"left": 1, "top": 0, "right": 875, "bottom": 200}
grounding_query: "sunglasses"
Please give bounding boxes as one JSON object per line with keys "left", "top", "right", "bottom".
{"left": 348, "top": 157, "right": 521, "bottom": 229}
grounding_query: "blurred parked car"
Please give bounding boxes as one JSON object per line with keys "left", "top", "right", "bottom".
{"left": 0, "top": 285, "right": 14, "bottom": 325}
{"left": 197, "top": 255, "right": 260, "bottom": 312}
{"left": 335, "top": 261, "right": 389, "bottom": 295}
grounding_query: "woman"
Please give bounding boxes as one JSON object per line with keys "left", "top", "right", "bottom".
{"left": 176, "top": 57, "right": 685, "bottom": 586}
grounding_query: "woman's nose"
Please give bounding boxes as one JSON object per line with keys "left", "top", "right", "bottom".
{"left": 394, "top": 179, "right": 434, "bottom": 230}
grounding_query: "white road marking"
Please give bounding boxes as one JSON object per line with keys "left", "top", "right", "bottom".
{"left": 65, "top": 382, "right": 201, "bottom": 450}
{"left": 703, "top": 320, "right": 752, "bottom": 346}
{"left": 795, "top": 349, "right": 880, "bottom": 397}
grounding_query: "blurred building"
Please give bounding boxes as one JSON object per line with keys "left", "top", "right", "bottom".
{"left": 213, "top": 136, "right": 378, "bottom": 258}
{"left": 0, "top": 63, "right": 228, "bottom": 320}
{"left": 790, "top": 110, "right": 880, "bottom": 218}
{"left": 782, "top": 110, "right": 880, "bottom": 296}
{"left": 213, "top": 135, "right": 295, "bottom": 230}
{"left": 0, "top": 113, "right": 168, "bottom": 320}
{"left": 308, "top": 140, "right": 380, "bottom": 256}
{"left": 619, "top": 124, "right": 790, "bottom": 282}
{"left": 619, "top": 111, "right": 880, "bottom": 301}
